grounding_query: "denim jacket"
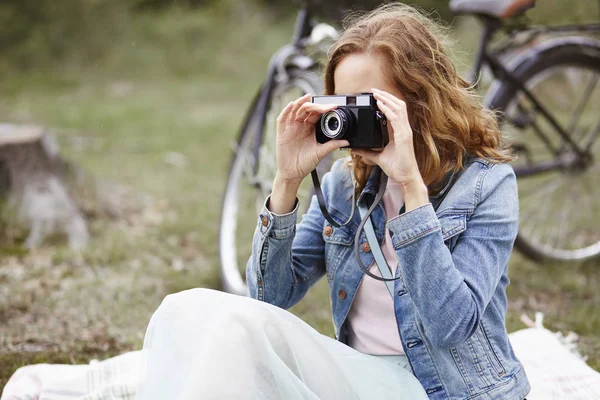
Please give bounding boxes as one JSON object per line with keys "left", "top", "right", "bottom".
{"left": 247, "top": 157, "right": 531, "bottom": 400}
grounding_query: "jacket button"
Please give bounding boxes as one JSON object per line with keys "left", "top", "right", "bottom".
{"left": 338, "top": 289, "right": 347, "bottom": 299}
{"left": 323, "top": 226, "right": 333, "bottom": 236}
{"left": 361, "top": 242, "right": 371, "bottom": 252}
{"left": 261, "top": 216, "right": 269, "bottom": 227}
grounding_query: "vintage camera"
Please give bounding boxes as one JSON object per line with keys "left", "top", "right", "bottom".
{"left": 312, "top": 93, "right": 389, "bottom": 149}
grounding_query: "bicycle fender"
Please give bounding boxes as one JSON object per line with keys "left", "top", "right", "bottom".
{"left": 484, "top": 36, "right": 600, "bottom": 109}
{"left": 287, "top": 54, "right": 317, "bottom": 71}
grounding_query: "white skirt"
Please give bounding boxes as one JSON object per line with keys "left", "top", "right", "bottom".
{"left": 135, "top": 288, "right": 428, "bottom": 400}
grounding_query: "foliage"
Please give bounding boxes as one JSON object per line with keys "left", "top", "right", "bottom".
{"left": 256, "top": 0, "right": 452, "bottom": 21}
{"left": 0, "top": 0, "right": 599, "bottom": 393}
{"left": 0, "top": 0, "right": 130, "bottom": 71}
{"left": 0, "top": 0, "right": 596, "bottom": 73}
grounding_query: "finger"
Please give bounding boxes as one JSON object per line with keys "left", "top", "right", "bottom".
{"left": 297, "top": 101, "right": 327, "bottom": 122}
{"left": 288, "top": 94, "right": 312, "bottom": 123}
{"left": 304, "top": 106, "right": 337, "bottom": 125}
{"left": 372, "top": 89, "right": 407, "bottom": 112}
{"left": 277, "top": 101, "right": 296, "bottom": 131}
{"left": 352, "top": 149, "right": 381, "bottom": 165}
{"left": 298, "top": 104, "right": 338, "bottom": 125}
{"left": 317, "top": 139, "right": 350, "bottom": 158}
{"left": 375, "top": 99, "right": 395, "bottom": 121}
{"left": 304, "top": 111, "right": 319, "bottom": 125}
{"left": 298, "top": 101, "right": 338, "bottom": 113}
{"left": 297, "top": 102, "right": 337, "bottom": 117}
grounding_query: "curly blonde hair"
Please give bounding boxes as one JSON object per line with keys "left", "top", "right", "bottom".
{"left": 324, "top": 3, "right": 512, "bottom": 193}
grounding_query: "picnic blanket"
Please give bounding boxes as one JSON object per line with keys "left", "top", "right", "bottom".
{"left": 3, "top": 315, "right": 600, "bottom": 400}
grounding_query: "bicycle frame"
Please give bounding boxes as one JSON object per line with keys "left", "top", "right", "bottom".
{"left": 472, "top": 16, "right": 600, "bottom": 178}
{"left": 243, "top": 4, "right": 317, "bottom": 176}
{"left": 247, "top": 4, "right": 600, "bottom": 180}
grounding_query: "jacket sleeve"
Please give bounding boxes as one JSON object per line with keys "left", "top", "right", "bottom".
{"left": 246, "top": 175, "right": 330, "bottom": 309}
{"left": 387, "top": 163, "right": 518, "bottom": 349}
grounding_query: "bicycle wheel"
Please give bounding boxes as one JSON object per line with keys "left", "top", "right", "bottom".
{"left": 488, "top": 39, "right": 600, "bottom": 262}
{"left": 219, "top": 68, "right": 328, "bottom": 295}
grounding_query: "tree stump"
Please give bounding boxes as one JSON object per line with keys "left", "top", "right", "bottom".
{"left": 0, "top": 124, "right": 89, "bottom": 250}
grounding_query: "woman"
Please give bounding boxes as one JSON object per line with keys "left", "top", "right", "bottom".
{"left": 137, "top": 4, "right": 530, "bottom": 399}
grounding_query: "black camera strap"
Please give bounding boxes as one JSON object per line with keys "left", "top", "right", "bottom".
{"left": 355, "top": 168, "right": 461, "bottom": 284}
{"left": 311, "top": 165, "right": 396, "bottom": 282}
{"left": 310, "top": 169, "right": 355, "bottom": 227}
{"left": 353, "top": 168, "right": 399, "bottom": 283}
{"left": 312, "top": 164, "right": 461, "bottom": 285}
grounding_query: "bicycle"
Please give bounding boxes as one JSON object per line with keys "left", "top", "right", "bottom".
{"left": 458, "top": 0, "right": 600, "bottom": 262}
{"left": 218, "top": 5, "right": 338, "bottom": 296}
{"left": 219, "top": 0, "right": 600, "bottom": 296}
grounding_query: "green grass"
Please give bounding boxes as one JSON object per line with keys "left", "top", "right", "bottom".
{"left": 0, "top": 2, "right": 599, "bottom": 392}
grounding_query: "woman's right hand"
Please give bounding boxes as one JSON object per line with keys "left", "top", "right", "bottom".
{"left": 275, "top": 94, "right": 349, "bottom": 185}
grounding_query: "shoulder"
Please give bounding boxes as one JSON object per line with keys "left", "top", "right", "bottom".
{"left": 319, "top": 157, "right": 355, "bottom": 214}
{"left": 467, "top": 158, "right": 516, "bottom": 203}
{"left": 322, "top": 157, "right": 354, "bottom": 190}
{"left": 440, "top": 158, "right": 517, "bottom": 214}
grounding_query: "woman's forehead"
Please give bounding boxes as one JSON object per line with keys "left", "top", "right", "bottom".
{"left": 333, "top": 52, "right": 404, "bottom": 100}
{"left": 333, "top": 53, "right": 393, "bottom": 93}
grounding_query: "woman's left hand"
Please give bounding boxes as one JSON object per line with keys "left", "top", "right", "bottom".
{"left": 353, "top": 88, "right": 429, "bottom": 209}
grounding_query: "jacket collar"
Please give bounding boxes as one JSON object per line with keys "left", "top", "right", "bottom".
{"left": 357, "top": 165, "right": 461, "bottom": 210}
{"left": 357, "top": 167, "right": 383, "bottom": 205}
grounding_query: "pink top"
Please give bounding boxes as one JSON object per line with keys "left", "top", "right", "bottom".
{"left": 346, "top": 179, "right": 405, "bottom": 355}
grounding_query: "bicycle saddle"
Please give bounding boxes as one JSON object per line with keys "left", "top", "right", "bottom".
{"left": 450, "top": 0, "right": 536, "bottom": 19}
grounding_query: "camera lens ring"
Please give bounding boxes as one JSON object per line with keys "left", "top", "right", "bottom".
{"left": 321, "top": 109, "right": 348, "bottom": 139}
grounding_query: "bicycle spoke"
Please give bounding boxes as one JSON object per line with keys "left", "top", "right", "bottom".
{"left": 507, "top": 100, "right": 559, "bottom": 160}
{"left": 519, "top": 177, "right": 563, "bottom": 240}
{"left": 572, "top": 182, "right": 594, "bottom": 250}
{"left": 583, "top": 120, "right": 600, "bottom": 153}
{"left": 567, "top": 71, "right": 598, "bottom": 143}
{"left": 497, "top": 49, "right": 600, "bottom": 261}
{"left": 526, "top": 188, "right": 557, "bottom": 247}
{"left": 579, "top": 175, "right": 600, "bottom": 245}
{"left": 518, "top": 174, "right": 556, "bottom": 200}
{"left": 520, "top": 174, "right": 563, "bottom": 201}
{"left": 219, "top": 68, "right": 326, "bottom": 294}
{"left": 551, "top": 176, "right": 576, "bottom": 250}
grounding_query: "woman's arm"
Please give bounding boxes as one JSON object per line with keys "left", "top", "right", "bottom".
{"left": 388, "top": 163, "right": 518, "bottom": 349}
{"left": 353, "top": 89, "right": 518, "bottom": 349}
{"left": 246, "top": 172, "right": 334, "bottom": 309}
{"left": 246, "top": 94, "right": 347, "bottom": 308}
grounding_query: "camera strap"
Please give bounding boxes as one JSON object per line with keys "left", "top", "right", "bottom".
{"left": 358, "top": 200, "right": 396, "bottom": 298}
{"left": 352, "top": 168, "right": 403, "bottom": 284}
{"left": 312, "top": 163, "right": 460, "bottom": 287}
{"left": 310, "top": 165, "right": 400, "bottom": 284}
{"left": 311, "top": 169, "right": 355, "bottom": 227}
{"left": 355, "top": 167, "right": 461, "bottom": 287}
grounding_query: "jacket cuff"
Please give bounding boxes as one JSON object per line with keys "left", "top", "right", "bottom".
{"left": 259, "top": 195, "right": 299, "bottom": 238}
{"left": 387, "top": 203, "right": 441, "bottom": 247}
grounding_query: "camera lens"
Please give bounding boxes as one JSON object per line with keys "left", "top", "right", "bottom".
{"left": 327, "top": 117, "right": 339, "bottom": 132}
{"left": 321, "top": 109, "right": 348, "bottom": 139}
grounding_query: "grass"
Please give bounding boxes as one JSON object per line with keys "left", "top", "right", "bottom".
{"left": 0, "top": 2, "right": 599, "bottom": 392}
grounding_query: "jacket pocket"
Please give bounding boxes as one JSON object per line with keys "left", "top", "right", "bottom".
{"left": 449, "top": 322, "right": 507, "bottom": 394}
{"left": 323, "top": 223, "right": 354, "bottom": 281}
{"left": 439, "top": 213, "right": 467, "bottom": 252}
{"left": 477, "top": 320, "right": 507, "bottom": 378}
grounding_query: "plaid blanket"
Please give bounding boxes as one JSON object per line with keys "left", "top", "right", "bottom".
{"left": 1, "top": 351, "right": 140, "bottom": 400}
{"left": 3, "top": 322, "right": 600, "bottom": 400}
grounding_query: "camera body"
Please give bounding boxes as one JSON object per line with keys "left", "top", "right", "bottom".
{"left": 312, "top": 93, "right": 389, "bottom": 149}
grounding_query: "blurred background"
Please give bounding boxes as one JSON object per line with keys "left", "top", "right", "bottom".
{"left": 0, "top": 0, "right": 598, "bottom": 389}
